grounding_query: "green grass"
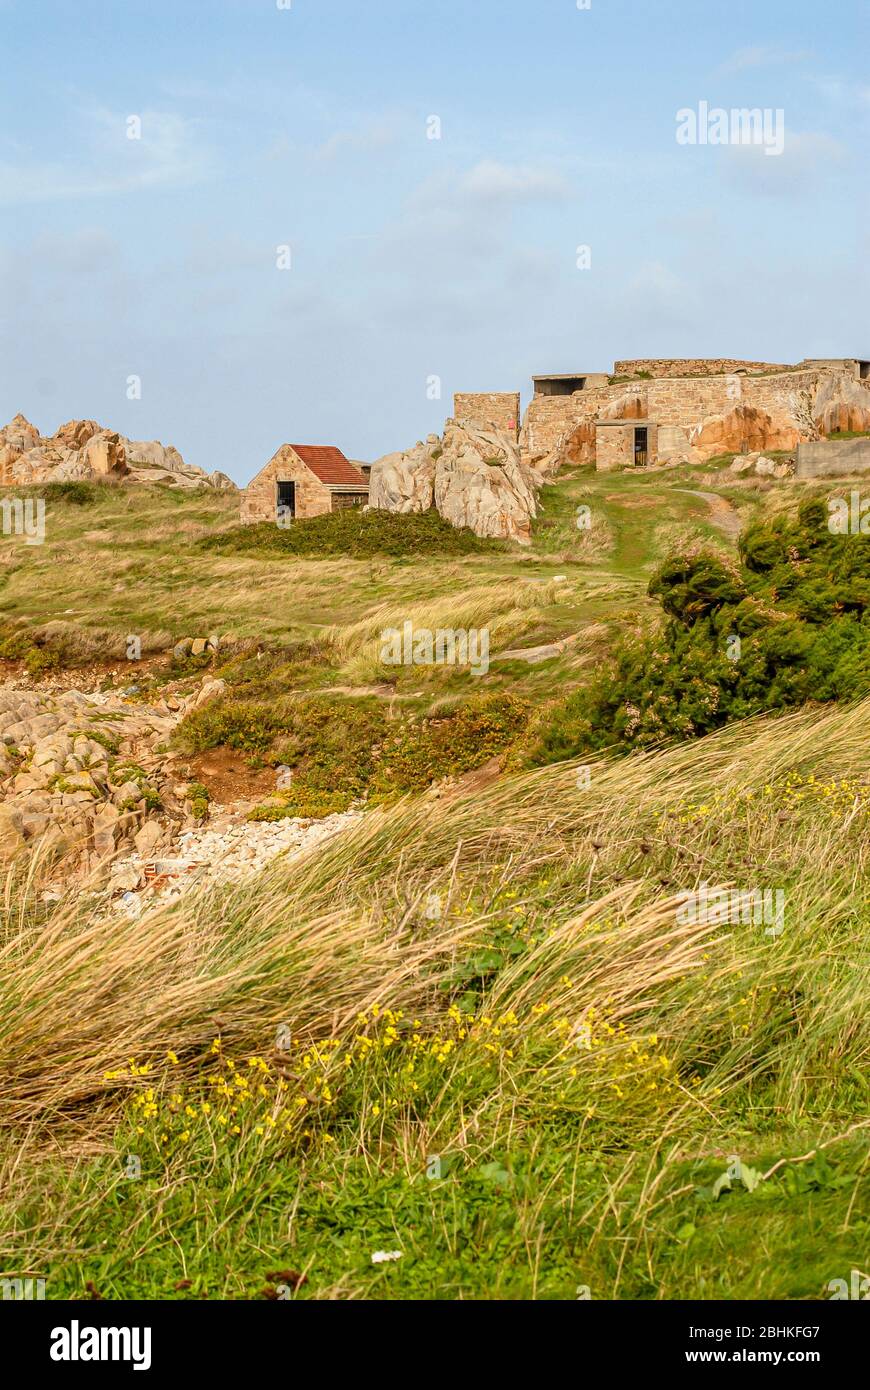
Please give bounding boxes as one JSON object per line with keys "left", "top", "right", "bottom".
{"left": 1, "top": 697, "right": 868, "bottom": 1299}
{"left": 6, "top": 1119, "right": 864, "bottom": 1300}
{"left": 177, "top": 688, "right": 531, "bottom": 816}
{"left": 200, "top": 507, "right": 506, "bottom": 558}
{"left": 0, "top": 474, "right": 868, "bottom": 1301}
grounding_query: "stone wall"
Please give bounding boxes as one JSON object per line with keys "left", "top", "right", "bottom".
{"left": 613, "top": 358, "right": 791, "bottom": 379}
{"left": 240, "top": 445, "right": 333, "bottom": 524}
{"left": 453, "top": 392, "right": 521, "bottom": 439}
{"left": 595, "top": 422, "right": 658, "bottom": 471}
{"left": 520, "top": 366, "right": 870, "bottom": 467}
{"left": 796, "top": 438, "right": 870, "bottom": 478}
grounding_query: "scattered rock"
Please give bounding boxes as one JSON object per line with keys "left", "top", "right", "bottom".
{"left": 754, "top": 455, "right": 778, "bottom": 477}
{"left": 187, "top": 678, "right": 226, "bottom": 712}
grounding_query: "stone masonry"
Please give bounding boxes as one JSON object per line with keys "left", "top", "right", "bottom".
{"left": 241, "top": 444, "right": 368, "bottom": 524}
{"left": 517, "top": 359, "right": 870, "bottom": 469}
{"left": 453, "top": 393, "right": 521, "bottom": 440}
{"left": 612, "top": 358, "right": 790, "bottom": 379}
{"left": 241, "top": 445, "right": 333, "bottom": 523}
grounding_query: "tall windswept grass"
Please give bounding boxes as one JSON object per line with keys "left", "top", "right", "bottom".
{"left": 326, "top": 578, "right": 559, "bottom": 680}
{"left": 1, "top": 695, "right": 867, "bottom": 1137}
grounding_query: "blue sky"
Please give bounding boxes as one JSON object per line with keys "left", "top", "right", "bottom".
{"left": 1, "top": 0, "right": 867, "bottom": 484}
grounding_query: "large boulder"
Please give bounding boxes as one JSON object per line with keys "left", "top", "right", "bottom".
{"left": 125, "top": 438, "right": 186, "bottom": 472}
{"left": 433, "top": 421, "right": 539, "bottom": 543}
{"left": 81, "top": 430, "right": 128, "bottom": 477}
{"left": 0, "top": 413, "right": 40, "bottom": 453}
{"left": 52, "top": 419, "right": 101, "bottom": 450}
{"left": 691, "top": 375, "right": 870, "bottom": 459}
{"left": 368, "top": 437, "right": 438, "bottom": 513}
{"left": 369, "top": 423, "right": 540, "bottom": 542}
{"left": 692, "top": 404, "right": 801, "bottom": 456}
{"left": 812, "top": 373, "right": 870, "bottom": 436}
{"left": 207, "top": 470, "right": 236, "bottom": 490}
{"left": 125, "top": 437, "right": 236, "bottom": 491}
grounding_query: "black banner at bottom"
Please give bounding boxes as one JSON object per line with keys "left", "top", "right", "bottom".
{"left": 4, "top": 1297, "right": 865, "bottom": 1375}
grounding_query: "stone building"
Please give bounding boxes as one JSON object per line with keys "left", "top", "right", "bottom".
{"left": 595, "top": 419, "right": 658, "bottom": 472}
{"left": 241, "top": 444, "right": 368, "bottom": 524}
{"left": 452, "top": 392, "right": 521, "bottom": 439}
{"left": 453, "top": 357, "right": 870, "bottom": 473}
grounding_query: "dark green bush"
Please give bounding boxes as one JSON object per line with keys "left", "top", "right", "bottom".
{"left": 198, "top": 508, "right": 505, "bottom": 559}
{"left": 529, "top": 503, "right": 870, "bottom": 762}
{"left": 177, "top": 691, "right": 532, "bottom": 818}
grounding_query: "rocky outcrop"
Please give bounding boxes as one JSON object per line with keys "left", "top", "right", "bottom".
{"left": 0, "top": 675, "right": 359, "bottom": 907}
{"left": 0, "top": 670, "right": 260, "bottom": 873}
{"left": 125, "top": 437, "right": 235, "bottom": 490}
{"left": 369, "top": 421, "right": 540, "bottom": 543}
{"left": 811, "top": 374, "right": 870, "bottom": 436}
{"left": 0, "top": 416, "right": 237, "bottom": 491}
{"left": 0, "top": 686, "right": 182, "bottom": 870}
{"left": 690, "top": 404, "right": 801, "bottom": 456}
{"left": 368, "top": 437, "right": 438, "bottom": 514}
{"left": 435, "top": 422, "right": 539, "bottom": 542}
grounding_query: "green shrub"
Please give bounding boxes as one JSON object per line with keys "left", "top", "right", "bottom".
{"left": 369, "top": 694, "right": 532, "bottom": 801}
{"left": 187, "top": 782, "right": 211, "bottom": 820}
{"left": 1, "top": 481, "right": 112, "bottom": 507}
{"left": 529, "top": 503, "right": 870, "bottom": 762}
{"left": 24, "top": 646, "right": 61, "bottom": 676}
{"left": 198, "top": 508, "right": 505, "bottom": 560}
{"left": 181, "top": 691, "right": 532, "bottom": 820}
{"left": 110, "top": 763, "right": 161, "bottom": 811}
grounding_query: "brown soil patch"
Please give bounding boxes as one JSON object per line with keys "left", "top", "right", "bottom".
{"left": 185, "top": 746, "right": 277, "bottom": 804}
{"left": 605, "top": 495, "right": 659, "bottom": 508}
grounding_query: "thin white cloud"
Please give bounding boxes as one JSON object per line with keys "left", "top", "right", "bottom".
{"left": 458, "top": 159, "right": 571, "bottom": 203}
{"left": 724, "top": 131, "right": 847, "bottom": 197}
{"left": 809, "top": 75, "right": 870, "bottom": 109}
{"left": 0, "top": 108, "right": 216, "bottom": 206}
{"left": 719, "top": 45, "right": 813, "bottom": 74}
{"left": 312, "top": 118, "right": 399, "bottom": 162}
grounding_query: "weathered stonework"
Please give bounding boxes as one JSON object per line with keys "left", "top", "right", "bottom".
{"left": 241, "top": 444, "right": 368, "bottom": 524}
{"left": 595, "top": 420, "right": 658, "bottom": 472}
{"left": 453, "top": 393, "right": 521, "bottom": 439}
{"left": 517, "top": 360, "right": 870, "bottom": 470}
{"left": 613, "top": 358, "right": 790, "bottom": 379}
{"left": 796, "top": 438, "right": 870, "bottom": 478}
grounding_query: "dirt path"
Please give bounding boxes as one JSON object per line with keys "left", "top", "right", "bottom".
{"left": 674, "top": 489, "right": 742, "bottom": 540}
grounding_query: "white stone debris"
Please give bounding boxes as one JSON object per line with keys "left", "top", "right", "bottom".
{"left": 111, "top": 808, "right": 362, "bottom": 906}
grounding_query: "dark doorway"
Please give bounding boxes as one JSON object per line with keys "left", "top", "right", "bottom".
{"left": 634, "top": 427, "right": 648, "bottom": 467}
{"left": 534, "top": 376, "right": 587, "bottom": 397}
{"left": 277, "top": 480, "right": 296, "bottom": 519}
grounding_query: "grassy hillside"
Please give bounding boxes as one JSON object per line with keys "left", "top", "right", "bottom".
{"left": 0, "top": 463, "right": 765, "bottom": 685}
{"left": 0, "top": 467, "right": 867, "bottom": 1301}
{"left": 1, "top": 697, "right": 867, "bottom": 1298}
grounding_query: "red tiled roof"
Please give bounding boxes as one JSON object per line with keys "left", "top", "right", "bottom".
{"left": 289, "top": 445, "right": 366, "bottom": 486}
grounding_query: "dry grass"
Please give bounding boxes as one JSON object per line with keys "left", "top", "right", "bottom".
{"left": 2, "top": 694, "right": 867, "bottom": 1135}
